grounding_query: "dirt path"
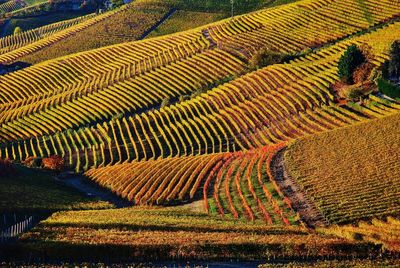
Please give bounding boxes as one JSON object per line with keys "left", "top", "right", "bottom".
{"left": 202, "top": 28, "right": 217, "bottom": 47}
{"left": 271, "top": 148, "right": 328, "bottom": 228}
{"left": 55, "top": 173, "right": 131, "bottom": 208}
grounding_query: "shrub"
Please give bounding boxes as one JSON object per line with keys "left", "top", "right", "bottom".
{"left": 378, "top": 78, "right": 400, "bottom": 99}
{"left": 160, "top": 97, "right": 170, "bottom": 108}
{"left": 359, "top": 43, "right": 374, "bottom": 62}
{"left": 23, "top": 156, "right": 43, "bottom": 168}
{"left": 13, "top": 26, "right": 22, "bottom": 35}
{"left": 338, "top": 45, "right": 366, "bottom": 84}
{"left": 42, "top": 155, "right": 64, "bottom": 171}
{"left": 248, "top": 47, "right": 287, "bottom": 70}
{"left": 178, "top": 95, "right": 190, "bottom": 103}
{"left": 353, "top": 62, "right": 374, "bottom": 84}
{"left": 339, "top": 86, "right": 365, "bottom": 101}
{"left": 111, "top": 112, "right": 124, "bottom": 120}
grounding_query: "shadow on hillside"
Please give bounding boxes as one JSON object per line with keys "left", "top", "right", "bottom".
{"left": 1, "top": 239, "right": 381, "bottom": 263}
{"left": 0, "top": 62, "right": 31, "bottom": 75}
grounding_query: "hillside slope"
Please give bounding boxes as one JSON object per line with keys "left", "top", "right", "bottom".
{"left": 1, "top": 3, "right": 400, "bottom": 172}
{"left": 0, "top": 13, "right": 96, "bottom": 55}
{"left": 14, "top": 207, "right": 376, "bottom": 261}
{"left": 0, "top": 0, "right": 398, "bottom": 144}
{"left": 0, "top": 0, "right": 173, "bottom": 65}
{"left": 285, "top": 107, "right": 400, "bottom": 223}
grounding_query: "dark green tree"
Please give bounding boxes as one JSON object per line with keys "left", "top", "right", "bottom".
{"left": 338, "top": 45, "right": 366, "bottom": 84}
{"left": 388, "top": 40, "right": 400, "bottom": 79}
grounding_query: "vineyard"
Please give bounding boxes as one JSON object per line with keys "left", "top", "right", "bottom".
{"left": 0, "top": 14, "right": 96, "bottom": 55}
{"left": 85, "top": 143, "right": 299, "bottom": 224}
{"left": 1, "top": 0, "right": 400, "bottom": 263}
{"left": 1, "top": 16, "right": 400, "bottom": 172}
{"left": 285, "top": 109, "right": 400, "bottom": 223}
{"left": 146, "top": 10, "right": 226, "bottom": 38}
{"left": 17, "top": 1, "right": 174, "bottom": 65}
{"left": 0, "top": 0, "right": 25, "bottom": 14}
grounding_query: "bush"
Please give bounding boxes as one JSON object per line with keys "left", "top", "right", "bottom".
{"left": 42, "top": 155, "right": 64, "bottom": 171}
{"left": 160, "top": 97, "right": 170, "bottom": 108}
{"left": 23, "top": 156, "right": 43, "bottom": 168}
{"left": 248, "top": 48, "right": 288, "bottom": 70}
{"left": 339, "top": 85, "right": 365, "bottom": 101}
{"left": 13, "top": 26, "right": 22, "bottom": 35}
{"left": 353, "top": 62, "right": 374, "bottom": 84}
{"left": 338, "top": 45, "right": 366, "bottom": 84}
{"left": 378, "top": 78, "right": 400, "bottom": 99}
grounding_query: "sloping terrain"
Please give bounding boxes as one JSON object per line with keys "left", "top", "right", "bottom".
{"left": 18, "top": 1, "right": 174, "bottom": 65}
{"left": 319, "top": 217, "right": 400, "bottom": 251}
{"left": 0, "top": 0, "right": 399, "bottom": 171}
{"left": 0, "top": 0, "right": 400, "bottom": 263}
{"left": 14, "top": 207, "right": 376, "bottom": 261}
{"left": 285, "top": 108, "right": 400, "bottom": 223}
{"left": 0, "top": 13, "right": 96, "bottom": 55}
{"left": 0, "top": 0, "right": 173, "bottom": 65}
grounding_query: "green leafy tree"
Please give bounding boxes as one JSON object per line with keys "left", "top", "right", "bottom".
{"left": 338, "top": 45, "right": 366, "bottom": 84}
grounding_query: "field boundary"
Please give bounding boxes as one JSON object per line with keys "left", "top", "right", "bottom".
{"left": 271, "top": 148, "right": 328, "bottom": 228}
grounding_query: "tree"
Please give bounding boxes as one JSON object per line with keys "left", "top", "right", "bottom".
{"left": 13, "top": 26, "right": 22, "bottom": 35}
{"left": 338, "top": 45, "right": 366, "bottom": 84}
{"left": 388, "top": 40, "right": 400, "bottom": 80}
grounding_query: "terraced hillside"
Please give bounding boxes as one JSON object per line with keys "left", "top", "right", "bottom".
{"left": 1, "top": 4, "right": 400, "bottom": 171}
{"left": 0, "top": 0, "right": 173, "bottom": 65}
{"left": 0, "top": 0, "right": 26, "bottom": 14}
{"left": 0, "top": 13, "right": 96, "bottom": 55}
{"left": 1, "top": 0, "right": 400, "bottom": 263}
{"left": 0, "top": 0, "right": 398, "bottom": 225}
{"left": 86, "top": 143, "right": 301, "bottom": 224}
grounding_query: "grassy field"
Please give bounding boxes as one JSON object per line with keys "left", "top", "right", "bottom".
{"left": 163, "top": 0, "right": 298, "bottom": 14}
{"left": 12, "top": 207, "right": 377, "bottom": 261}
{"left": 285, "top": 111, "right": 400, "bottom": 224}
{"left": 0, "top": 165, "right": 113, "bottom": 212}
{"left": 318, "top": 217, "right": 400, "bottom": 252}
{"left": 147, "top": 10, "right": 226, "bottom": 38}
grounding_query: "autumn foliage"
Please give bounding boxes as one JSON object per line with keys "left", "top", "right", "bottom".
{"left": 41, "top": 155, "right": 64, "bottom": 171}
